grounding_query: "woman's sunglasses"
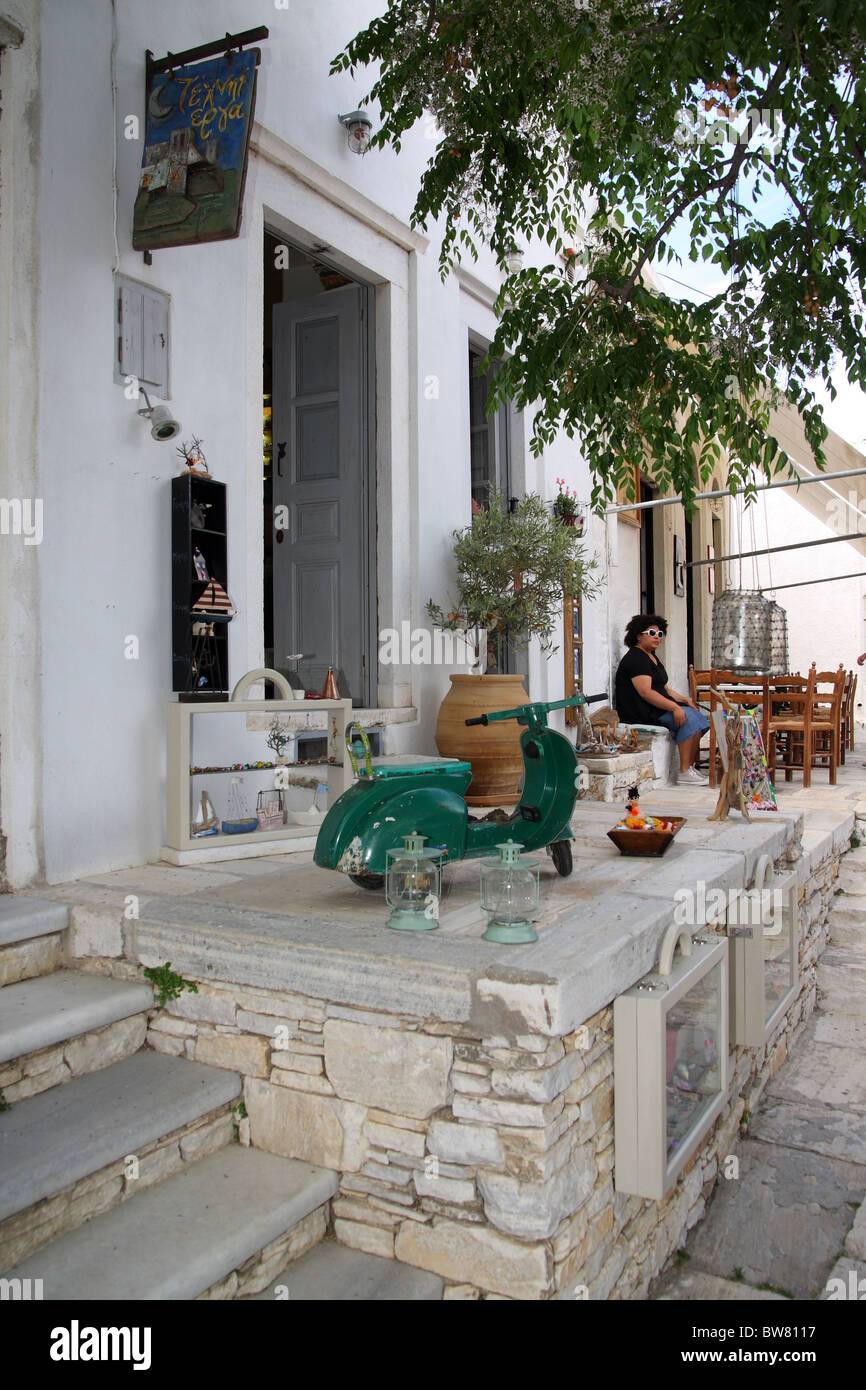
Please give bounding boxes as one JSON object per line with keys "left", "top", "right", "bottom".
{"left": 643, "top": 628, "right": 664, "bottom": 638}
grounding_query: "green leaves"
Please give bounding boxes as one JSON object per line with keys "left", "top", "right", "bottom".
{"left": 334, "top": 1, "right": 866, "bottom": 502}
{"left": 427, "top": 488, "right": 600, "bottom": 656}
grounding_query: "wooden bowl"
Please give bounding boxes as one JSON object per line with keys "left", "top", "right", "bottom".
{"left": 607, "top": 817, "right": 685, "bottom": 857}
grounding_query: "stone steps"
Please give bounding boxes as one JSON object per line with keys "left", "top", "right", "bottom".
{"left": 0, "top": 1049, "right": 241, "bottom": 1266}
{"left": 3, "top": 1145, "right": 338, "bottom": 1300}
{"left": 246, "top": 1237, "right": 444, "bottom": 1300}
{"left": 655, "top": 1269, "right": 788, "bottom": 1301}
{"left": 0, "top": 970, "right": 153, "bottom": 1065}
{"left": 0, "top": 897, "right": 68, "bottom": 986}
{"left": 828, "top": 894, "right": 866, "bottom": 947}
{"left": 837, "top": 862, "right": 866, "bottom": 895}
{"left": 817, "top": 943, "right": 866, "bottom": 1019}
{"left": 0, "top": 971, "right": 154, "bottom": 1103}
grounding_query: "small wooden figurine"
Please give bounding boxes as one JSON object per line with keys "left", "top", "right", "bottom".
{"left": 707, "top": 688, "right": 751, "bottom": 822}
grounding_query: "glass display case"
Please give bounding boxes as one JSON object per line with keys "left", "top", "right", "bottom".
{"left": 615, "top": 925, "right": 729, "bottom": 1200}
{"left": 728, "top": 856, "right": 799, "bottom": 1047}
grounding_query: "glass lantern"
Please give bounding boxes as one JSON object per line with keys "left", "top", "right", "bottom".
{"left": 480, "top": 840, "right": 540, "bottom": 944}
{"left": 385, "top": 833, "right": 441, "bottom": 932}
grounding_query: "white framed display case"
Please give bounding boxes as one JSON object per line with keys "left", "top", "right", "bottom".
{"left": 727, "top": 854, "right": 799, "bottom": 1047}
{"left": 164, "top": 695, "right": 353, "bottom": 859}
{"left": 614, "top": 925, "right": 729, "bottom": 1201}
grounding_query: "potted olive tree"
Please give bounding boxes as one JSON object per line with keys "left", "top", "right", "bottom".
{"left": 428, "top": 488, "right": 599, "bottom": 804}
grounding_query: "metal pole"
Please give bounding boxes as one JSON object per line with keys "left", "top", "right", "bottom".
{"left": 604, "top": 464, "right": 866, "bottom": 516}
{"left": 687, "top": 530, "right": 865, "bottom": 567}
{"left": 761, "top": 571, "right": 866, "bottom": 593}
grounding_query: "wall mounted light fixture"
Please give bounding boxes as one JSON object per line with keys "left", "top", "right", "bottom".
{"left": 137, "top": 387, "right": 182, "bottom": 441}
{"left": 339, "top": 110, "right": 373, "bottom": 154}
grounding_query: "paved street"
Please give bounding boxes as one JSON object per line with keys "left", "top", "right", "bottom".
{"left": 653, "top": 748, "right": 866, "bottom": 1301}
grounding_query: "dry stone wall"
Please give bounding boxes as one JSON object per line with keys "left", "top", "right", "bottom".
{"left": 126, "top": 826, "right": 843, "bottom": 1299}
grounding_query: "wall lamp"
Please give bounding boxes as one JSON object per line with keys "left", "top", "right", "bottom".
{"left": 339, "top": 110, "right": 373, "bottom": 154}
{"left": 137, "top": 387, "right": 182, "bottom": 441}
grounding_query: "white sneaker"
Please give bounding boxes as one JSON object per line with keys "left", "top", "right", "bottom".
{"left": 678, "top": 767, "right": 708, "bottom": 785}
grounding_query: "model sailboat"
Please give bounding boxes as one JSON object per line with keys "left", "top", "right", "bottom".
{"left": 191, "top": 790, "right": 219, "bottom": 837}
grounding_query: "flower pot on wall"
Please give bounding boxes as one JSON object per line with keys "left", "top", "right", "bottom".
{"left": 435, "top": 673, "right": 528, "bottom": 806}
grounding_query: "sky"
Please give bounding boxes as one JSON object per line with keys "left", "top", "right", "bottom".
{"left": 651, "top": 157, "right": 866, "bottom": 455}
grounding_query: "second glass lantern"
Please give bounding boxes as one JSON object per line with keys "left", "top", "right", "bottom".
{"left": 480, "top": 840, "right": 540, "bottom": 944}
{"left": 385, "top": 832, "right": 442, "bottom": 932}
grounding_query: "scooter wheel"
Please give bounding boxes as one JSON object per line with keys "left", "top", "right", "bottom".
{"left": 550, "top": 840, "right": 573, "bottom": 878}
{"left": 349, "top": 873, "right": 386, "bottom": 891}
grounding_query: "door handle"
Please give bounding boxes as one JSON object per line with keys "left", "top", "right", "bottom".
{"left": 277, "top": 441, "right": 286, "bottom": 478}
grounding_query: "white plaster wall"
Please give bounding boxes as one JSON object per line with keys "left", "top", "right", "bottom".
{"left": 24, "top": 0, "right": 648, "bottom": 882}
{"left": 0, "top": 0, "right": 43, "bottom": 888}
{"left": 745, "top": 486, "right": 866, "bottom": 702}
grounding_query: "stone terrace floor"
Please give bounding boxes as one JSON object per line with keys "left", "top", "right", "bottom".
{"left": 27, "top": 739, "right": 865, "bottom": 1046}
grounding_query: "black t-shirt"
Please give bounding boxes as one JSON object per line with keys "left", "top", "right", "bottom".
{"left": 615, "top": 647, "right": 671, "bottom": 725}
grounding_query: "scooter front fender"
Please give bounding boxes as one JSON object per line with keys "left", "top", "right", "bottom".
{"left": 315, "top": 783, "right": 469, "bottom": 877}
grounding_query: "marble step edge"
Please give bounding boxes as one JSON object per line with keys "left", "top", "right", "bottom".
{"left": 0, "top": 1051, "right": 242, "bottom": 1253}
{"left": 0, "top": 897, "right": 68, "bottom": 949}
{"left": 3, "top": 1146, "right": 338, "bottom": 1301}
{"left": 245, "top": 1236, "right": 445, "bottom": 1301}
{"left": 0, "top": 1010, "right": 149, "bottom": 1107}
{"left": 0, "top": 971, "right": 154, "bottom": 1067}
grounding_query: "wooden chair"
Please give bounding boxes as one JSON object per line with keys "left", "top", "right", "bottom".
{"left": 841, "top": 670, "right": 857, "bottom": 762}
{"left": 688, "top": 666, "right": 717, "bottom": 782}
{"left": 768, "top": 667, "right": 845, "bottom": 786}
{"left": 811, "top": 666, "right": 846, "bottom": 781}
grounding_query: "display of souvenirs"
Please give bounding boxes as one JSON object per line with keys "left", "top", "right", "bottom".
{"left": 613, "top": 786, "right": 677, "bottom": 834}
{"left": 256, "top": 789, "right": 287, "bottom": 830}
{"left": 221, "top": 777, "right": 257, "bottom": 834}
{"left": 191, "top": 579, "right": 235, "bottom": 621}
{"left": 190, "top": 790, "right": 218, "bottom": 838}
{"left": 713, "top": 706, "right": 777, "bottom": 812}
{"left": 739, "top": 711, "right": 777, "bottom": 810}
{"left": 177, "top": 436, "right": 211, "bottom": 478}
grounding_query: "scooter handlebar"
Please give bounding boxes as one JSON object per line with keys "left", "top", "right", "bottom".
{"left": 464, "top": 693, "right": 609, "bottom": 727}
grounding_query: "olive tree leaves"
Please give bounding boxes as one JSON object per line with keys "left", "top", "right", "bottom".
{"left": 333, "top": 1, "right": 866, "bottom": 509}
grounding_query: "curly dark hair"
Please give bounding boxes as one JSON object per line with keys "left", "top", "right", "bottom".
{"left": 624, "top": 613, "right": 668, "bottom": 648}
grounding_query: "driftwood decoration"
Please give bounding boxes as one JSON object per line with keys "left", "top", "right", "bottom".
{"left": 707, "top": 687, "right": 751, "bottom": 822}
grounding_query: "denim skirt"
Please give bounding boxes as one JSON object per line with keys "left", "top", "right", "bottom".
{"left": 657, "top": 706, "right": 711, "bottom": 745}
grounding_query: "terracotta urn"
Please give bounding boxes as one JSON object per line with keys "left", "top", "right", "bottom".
{"left": 435, "top": 673, "right": 529, "bottom": 806}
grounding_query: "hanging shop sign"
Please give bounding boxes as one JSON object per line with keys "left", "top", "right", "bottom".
{"left": 133, "top": 31, "right": 266, "bottom": 251}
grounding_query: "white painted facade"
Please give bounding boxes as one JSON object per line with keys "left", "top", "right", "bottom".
{"left": 741, "top": 406, "right": 866, "bottom": 722}
{"left": 1, "top": 0, "right": 724, "bottom": 887}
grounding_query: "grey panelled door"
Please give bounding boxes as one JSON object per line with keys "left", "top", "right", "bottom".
{"left": 272, "top": 286, "right": 369, "bottom": 703}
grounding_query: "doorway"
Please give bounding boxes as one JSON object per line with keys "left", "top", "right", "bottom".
{"left": 263, "top": 232, "right": 376, "bottom": 705}
{"left": 685, "top": 518, "right": 695, "bottom": 668}
{"left": 639, "top": 480, "right": 656, "bottom": 613}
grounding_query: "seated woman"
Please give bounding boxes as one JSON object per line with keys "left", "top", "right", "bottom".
{"left": 614, "top": 614, "right": 710, "bottom": 785}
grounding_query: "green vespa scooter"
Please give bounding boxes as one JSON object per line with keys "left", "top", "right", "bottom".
{"left": 313, "top": 692, "right": 607, "bottom": 888}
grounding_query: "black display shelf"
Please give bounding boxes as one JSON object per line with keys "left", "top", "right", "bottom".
{"left": 171, "top": 475, "right": 229, "bottom": 694}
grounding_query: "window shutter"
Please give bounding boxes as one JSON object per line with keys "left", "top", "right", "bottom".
{"left": 114, "top": 275, "right": 169, "bottom": 396}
